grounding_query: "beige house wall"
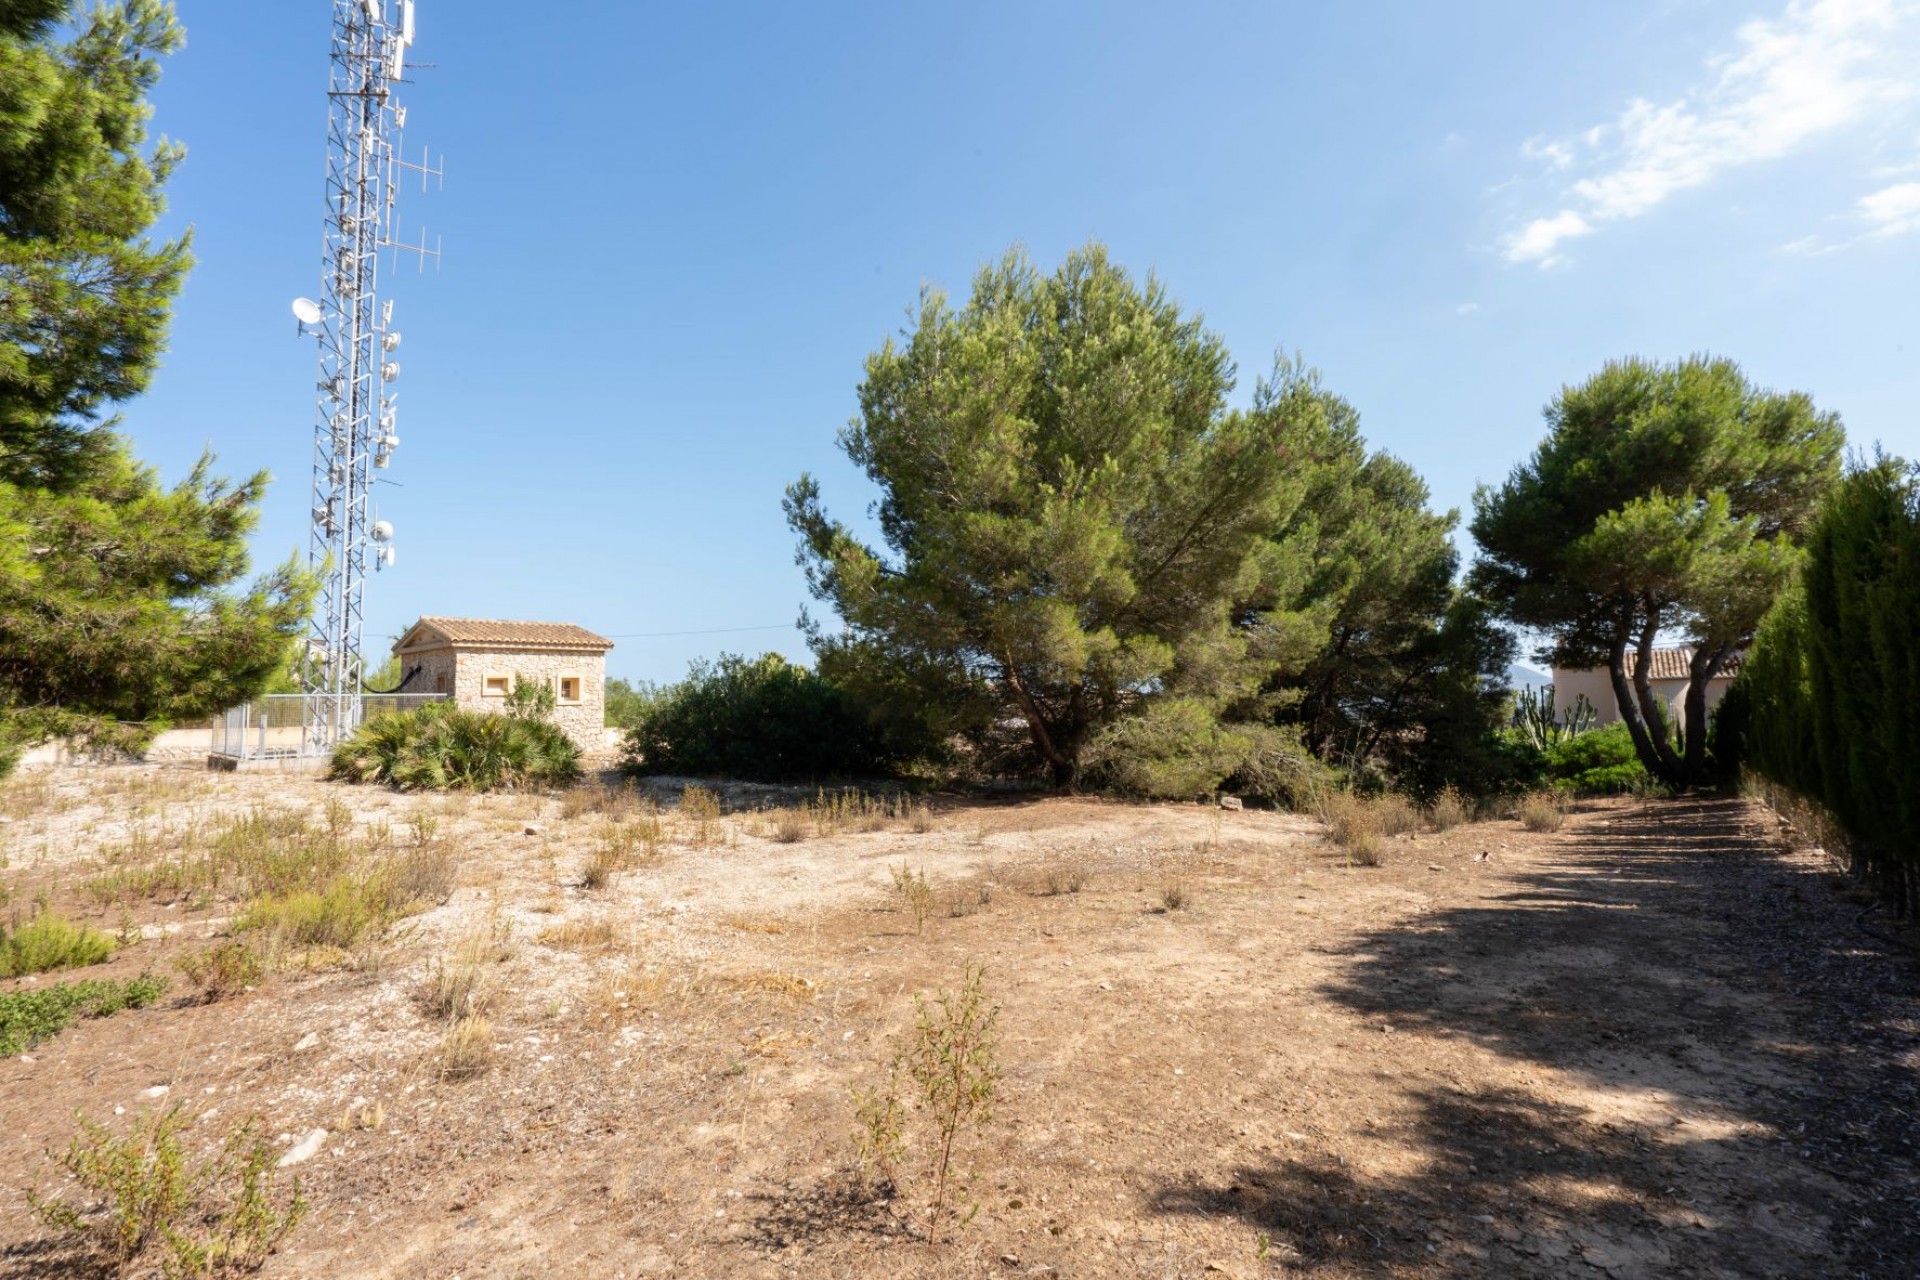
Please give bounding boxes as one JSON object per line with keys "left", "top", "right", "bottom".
{"left": 395, "top": 644, "right": 607, "bottom": 747}
{"left": 1550, "top": 667, "right": 1733, "bottom": 733}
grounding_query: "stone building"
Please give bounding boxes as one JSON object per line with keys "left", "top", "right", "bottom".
{"left": 390, "top": 617, "right": 615, "bottom": 747}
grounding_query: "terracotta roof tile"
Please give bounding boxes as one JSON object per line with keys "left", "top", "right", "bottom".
{"left": 1645, "top": 647, "right": 1743, "bottom": 680}
{"left": 399, "top": 617, "right": 614, "bottom": 651}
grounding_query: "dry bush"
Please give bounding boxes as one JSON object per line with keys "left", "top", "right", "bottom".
{"left": 681, "top": 785, "right": 722, "bottom": 847}
{"left": 1372, "top": 793, "right": 1420, "bottom": 838}
{"left": 1035, "top": 854, "right": 1088, "bottom": 897}
{"left": 393, "top": 843, "right": 458, "bottom": 907}
{"left": 561, "top": 780, "right": 643, "bottom": 823}
{"left": 890, "top": 863, "right": 935, "bottom": 933}
{"left": 438, "top": 1015, "right": 493, "bottom": 1080}
{"left": 420, "top": 918, "right": 514, "bottom": 1019}
{"left": 1519, "top": 792, "right": 1568, "bottom": 833}
{"left": 1427, "top": 786, "right": 1470, "bottom": 833}
{"left": 769, "top": 809, "right": 809, "bottom": 844}
{"left": 175, "top": 941, "right": 263, "bottom": 1002}
{"left": 1346, "top": 830, "right": 1384, "bottom": 866}
{"left": 906, "top": 802, "right": 936, "bottom": 834}
{"left": 581, "top": 845, "right": 623, "bottom": 892}
{"left": 1159, "top": 879, "right": 1190, "bottom": 912}
{"left": 946, "top": 882, "right": 993, "bottom": 918}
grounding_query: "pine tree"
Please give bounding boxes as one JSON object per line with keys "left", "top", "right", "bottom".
{"left": 1470, "top": 356, "right": 1841, "bottom": 786}
{"left": 785, "top": 245, "right": 1326, "bottom": 789}
{"left": 0, "top": 1, "right": 315, "bottom": 769}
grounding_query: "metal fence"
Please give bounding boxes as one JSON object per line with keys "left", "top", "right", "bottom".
{"left": 210, "top": 693, "right": 449, "bottom": 761}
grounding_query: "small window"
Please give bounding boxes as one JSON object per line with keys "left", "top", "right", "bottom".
{"left": 434, "top": 673, "right": 450, "bottom": 694}
{"left": 556, "top": 674, "right": 582, "bottom": 704}
{"left": 482, "top": 672, "right": 511, "bottom": 697}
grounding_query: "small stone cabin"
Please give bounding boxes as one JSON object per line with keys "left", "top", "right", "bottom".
{"left": 391, "top": 617, "right": 615, "bottom": 747}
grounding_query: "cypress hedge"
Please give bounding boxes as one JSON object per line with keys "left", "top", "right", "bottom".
{"left": 1721, "top": 457, "right": 1919, "bottom": 915}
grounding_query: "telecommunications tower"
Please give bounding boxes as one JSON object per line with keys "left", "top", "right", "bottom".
{"left": 292, "top": 0, "right": 441, "bottom": 751}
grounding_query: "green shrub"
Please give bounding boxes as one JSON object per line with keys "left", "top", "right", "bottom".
{"left": 30, "top": 1106, "right": 306, "bottom": 1276}
{"left": 1085, "top": 702, "right": 1329, "bottom": 806}
{"left": 234, "top": 870, "right": 403, "bottom": 952}
{"left": 0, "top": 974, "right": 167, "bottom": 1058}
{"left": 331, "top": 701, "right": 580, "bottom": 792}
{"left": 1, "top": 909, "right": 115, "bottom": 977}
{"left": 622, "top": 652, "right": 908, "bottom": 781}
{"left": 1542, "top": 722, "right": 1648, "bottom": 793}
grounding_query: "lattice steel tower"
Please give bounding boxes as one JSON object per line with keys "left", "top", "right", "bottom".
{"left": 295, "top": 0, "right": 440, "bottom": 750}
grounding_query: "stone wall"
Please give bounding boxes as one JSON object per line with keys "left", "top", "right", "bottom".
{"left": 437, "top": 647, "right": 607, "bottom": 747}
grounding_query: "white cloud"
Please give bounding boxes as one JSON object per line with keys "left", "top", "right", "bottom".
{"left": 1779, "top": 232, "right": 1845, "bottom": 254}
{"left": 1506, "top": 210, "right": 1594, "bottom": 265}
{"left": 1521, "top": 136, "right": 1574, "bottom": 169}
{"left": 1504, "top": 0, "right": 1918, "bottom": 265}
{"left": 1858, "top": 179, "right": 1920, "bottom": 235}
{"left": 1455, "top": 301, "right": 1481, "bottom": 316}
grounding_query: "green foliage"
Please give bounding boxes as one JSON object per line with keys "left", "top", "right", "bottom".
{"left": 787, "top": 245, "right": 1331, "bottom": 789}
{"left": 602, "top": 676, "right": 658, "bottom": 729}
{"left": 1472, "top": 356, "right": 1842, "bottom": 785}
{"left": 29, "top": 1105, "right": 306, "bottom": 1276}
{"left": 1084, "top": 698, "right": 1326, "bottom": 805}
{"left": 1263, "top": 375, "right": 1518, "bottom": 797}
{"left": 1542, "top": 722, "right": 1649, "bottom": 793}
{"left": 1, "top": 907, "right": 114, "bottom": 976}
{"left": 0, "top": 1, "right": 316, "bottom": 758}
{"left": 233, "top": 871, "right": 400, "bottom": 952}
{"left": 0, "top": 971, "right": 165, "bottom": 1057}
{"left": 502, "top": 674, "right": 556, "bottom": 721}
{"left": 903, "top": 965, "right": 999, "bottom": 1243}
{"left": 621, "top": 651, "right": 915, "bottom": 781}
{"left": 1724, "top": 456, "right": 1920, "bottom": 914}
{"left": 330, "top": 701, "right": 581, "bottom": 791}
{"left": 174, "top": 940, "right": 262, "bottom": 1001}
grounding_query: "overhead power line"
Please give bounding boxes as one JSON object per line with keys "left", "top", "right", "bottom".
{"left": 601, "top": 624, "right": 798, "bottom": 639}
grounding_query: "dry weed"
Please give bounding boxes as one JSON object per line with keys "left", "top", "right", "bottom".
{"left": 438, "top": 1015, "right": 494, "bottom": 1081}
{"left": 1519, "top": 792, "right": 1568, "bottom": 833}
{"left": 537, "top": 916, "right": 620, "bottom": 951}
{"left": 1427, "top": 787, "right": 1470, "bottom": 833}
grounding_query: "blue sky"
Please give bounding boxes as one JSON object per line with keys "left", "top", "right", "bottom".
{"left": 130, "top": 0, "right": 1919, "bottom": 683}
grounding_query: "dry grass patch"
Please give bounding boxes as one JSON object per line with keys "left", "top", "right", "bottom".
{"left": 437, "top": 1015, "right": 494, "bottom": 1081}
{"left": 724, "top": 915, "right": 787, "bottom": 935}
{"left": 1519, "top": 791, "right": 1570, "bottom": 833}
{"left": 1427, "top": 786, "right": 1471, "bottom": 832}
{"left": 536, "top": 915, "right": 621, "bottom": 951}
{"left": 716, "top": 970, "right": 817, "bottom": 1001}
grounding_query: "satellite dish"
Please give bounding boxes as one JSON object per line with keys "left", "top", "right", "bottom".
{"left": 292, "top": 297, "right": 323, "bottom": 325}
{"left": 371, "top": 520, "right": 394, "bottom": 542}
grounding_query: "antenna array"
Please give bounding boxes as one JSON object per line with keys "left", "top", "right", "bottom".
{"left": 297, "top": 0, "right": 441, "bottom": 751}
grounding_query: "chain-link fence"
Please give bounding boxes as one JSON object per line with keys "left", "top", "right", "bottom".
{"left": 210, "top": 693, "right": 448, "bottom": 761}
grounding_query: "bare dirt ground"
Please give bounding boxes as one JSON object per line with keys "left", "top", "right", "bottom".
{"left": 0, "top": 767, "right": 1915, "bottom": 1279}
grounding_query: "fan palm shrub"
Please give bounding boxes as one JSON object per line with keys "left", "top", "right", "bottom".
{"left": 331, "top": 702, "right": 579, "bottom": 791}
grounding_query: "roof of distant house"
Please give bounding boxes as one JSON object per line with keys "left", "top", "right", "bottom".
{"left": 394, "top": 617, "right": 615, "bottom": 654}
{"left": 1557, "top": 646, "right": 1742, "bottom": 682}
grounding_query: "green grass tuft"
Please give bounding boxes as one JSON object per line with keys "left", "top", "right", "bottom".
{"left": 1, "top": 910, "right": 115, "bottom": 977}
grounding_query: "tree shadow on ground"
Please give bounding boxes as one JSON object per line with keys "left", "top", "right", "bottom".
{"left": 1149, "top": 797, "right": 1920, "bottom": 1278}
{"left": 0, "top": 1236, "right": 110, "bottom": 1280}
{"left": 744, "top": 1170, "right": 912, "bottom": 1252}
